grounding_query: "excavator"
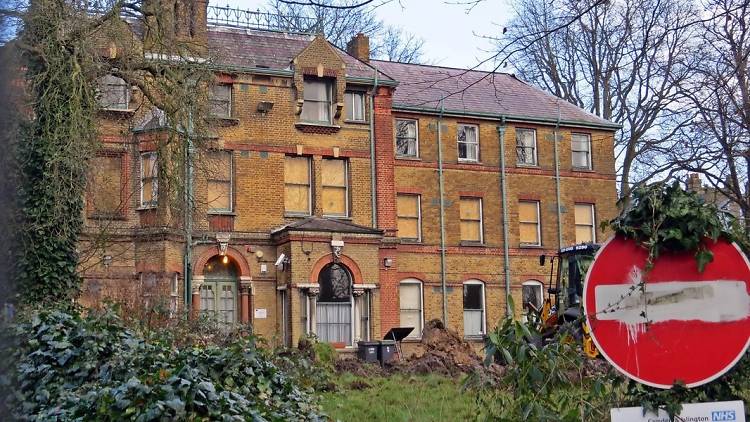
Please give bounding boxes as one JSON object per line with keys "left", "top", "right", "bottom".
{"left": 532, "top": 243, "right": 600, "bottom": 358}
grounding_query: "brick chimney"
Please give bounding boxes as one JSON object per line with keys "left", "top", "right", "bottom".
{"left": 143, "top": 0, "right": 208, "bottom": 54}
{"left": 347, "top": 33, "right": 370, "bottom": 63}
{"left": 687, "top": 173, "right": 702, "bottom": 192}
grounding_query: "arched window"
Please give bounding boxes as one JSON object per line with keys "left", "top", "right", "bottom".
{"left": 399, "top": 278, "right": 423, "bottom": 339}
{"left": 522, "top": 280, "right": 544, "bottom": 318}
{"left": 316, "top": 263, "right": 353, "bottom": 345}
{"left": 463, "top": 280, "right": 485, "bottom": 337}
{"left": 201, "top": 255, "right": 239, "bottom": 328}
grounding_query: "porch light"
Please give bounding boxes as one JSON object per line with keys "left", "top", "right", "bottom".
{"left": 222, "top": 255, "right": 229, "bottom": 265}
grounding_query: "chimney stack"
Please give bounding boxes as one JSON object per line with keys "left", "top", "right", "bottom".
{"left": 347, "top": 33, "right": 370, "bottom": 63}
{"left": 687, "top": 173, "right": 702, "bottom": 192}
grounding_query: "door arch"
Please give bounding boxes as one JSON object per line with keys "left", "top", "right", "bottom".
{"left": 316, "top": 262, "right": 353, "bottom": 345}
{"left": 200, "top": 255, "right": 239, "bottom": 328}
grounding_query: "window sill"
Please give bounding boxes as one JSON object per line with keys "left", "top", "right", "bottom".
{"left": 571, "top": 167, "right": 594, "bottom": 172}
{"left": 460, "top": 241, "right": 485, "bottom": 247}
{"left": 464, "top": 335, "right": 486, "bottom": 341}
{"left": 515, "top": 163, "right": 540, "bottom": 169}
{"left": 207, "top": 117, "right": 240, "bottom": 126}
{"left": 519, "top": 244, "right": 543, "bottom": 249}
{"left": 396, "top": 155, "right": 421, "bottom": 161}
{"left": 344, "top": 119, "right": 369, "bottom": 125}
{"left": 136, "top": 206, "right": 157, "bottom": 212}
{"left": 207, "top": 211, "right": 236, "bottom": 216}
{"left": 458, "top": 159, "right": 480, "bottom": 165}
{"left": 399, "top": 239, "right": 422, "bottom": 244}
{"left": 98, "top": 108, "right": 136, "bottom": 116}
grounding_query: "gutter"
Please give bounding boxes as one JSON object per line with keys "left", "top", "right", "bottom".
{"left": 392, "top": 105, "right": 621, "bottom": 131}
{"left": 205, "top": 64, "right": 399, "bottom": 87}
{"left": 437, "top": 100, "right": 448, "bottom": 324}
{"left": 369, "top": 67, "right": 378, "bottom": 228}
{"left": 497, "top": 119, "right": 512, "bottom": 317}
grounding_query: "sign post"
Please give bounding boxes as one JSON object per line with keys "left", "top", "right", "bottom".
{"left": 583, "top": 235, "right": 750, "bottom": 388}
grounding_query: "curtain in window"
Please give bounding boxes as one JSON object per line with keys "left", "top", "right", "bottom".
{"left": 399, "top": 282, "right": 422, "bottom": 338}
{"left": 284, "top": 156, "right": 310, "bottom": 214}
{"left": 322, "top": 159, "right": 347, "bottom": 216}
{"left": 458, "top": 125, "right": 478, "bottom": 161}
{"left": 396, "top": 120, "right": 417, "bottom": 157}
{"left": 316, "top": 264, "right": 352, "bottom": 345}
{"left": 516, "top": 129, "right": 536, "bottom": 165}
{"left": 301, "top": 80, "right": 331, "bottom": 123}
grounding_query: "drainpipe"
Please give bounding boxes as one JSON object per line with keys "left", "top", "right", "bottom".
{"left": 497, "top": 119, "right": 511, "bottom": 317}
{"left": 184, "top": 110, "right": 195, "bottom": 311}
{"left": 369, "top": 67, "right": 378, "bottom": 228}
{"left": 554, "top": 103, "right": 563, "bottom": 249}
{"left": 437, "top": 100, "right": 448, "bottom": 324}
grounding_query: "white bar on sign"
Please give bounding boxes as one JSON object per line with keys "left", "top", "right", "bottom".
{"left": 611, "top": 400, "right": 745, "bottom": 422}
{"left": 595, "top": 280, "right": 750, "bottom": 324}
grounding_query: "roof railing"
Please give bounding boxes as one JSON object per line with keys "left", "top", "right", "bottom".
{"left": 207, "top": 6, "right": 323, "bottom": 34}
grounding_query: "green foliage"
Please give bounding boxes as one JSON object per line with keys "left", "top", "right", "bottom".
{"left": 606, "top": 181, "right": 743, "bottom": 272}
{"left": 478, "top": 315, "right": 616, "bottom": 421}
{"left": 0, "top": 307, "right": 325, "bottom": 421}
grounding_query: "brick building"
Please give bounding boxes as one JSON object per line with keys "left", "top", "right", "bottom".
{"left": 81, "top": 1, "right": 620, "bottom": 349}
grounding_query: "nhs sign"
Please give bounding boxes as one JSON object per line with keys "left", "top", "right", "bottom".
{"left": 611, "top": 401, "right": 745, "bottom": 422}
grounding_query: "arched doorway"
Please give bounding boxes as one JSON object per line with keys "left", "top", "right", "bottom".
{"left": 200, "top": 255, "right": 239, "bottom": 328}
{"left": 316, "top": 262, "right": 353, "bottom": 345}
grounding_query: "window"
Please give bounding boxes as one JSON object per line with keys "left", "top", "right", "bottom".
{"left": 522, "top": 280, "right": 544, "bottom": 317}
{"left": 322, "top": 159, "right": 348, "bottom": 217}
{"left": 140, "top": 152, "right": 158, "bottom": 208}
{"left": 209, "top": 84, "right": 232, "bottom": 118}
{"left": 316, "top": 263, "right": 353, "bottom": 345}
{"left": 575, "top": 203, "right": 596, "bottom": 243}
{"left": 519, "top": 200, "right": 541, "bottom": 246}
{"left": 90, "top": 155, "right": 123, "bottom": 216}
{"left": 399, "top": 279, "right": 423, "bottom": 339}
{"left": 516, "top": 128, "right": 537, "bottom": 166}
{"left": 460, "top": 197, "right": 483, "bottom": 243}
{"left": 463, "top": 280, "right": 485, "bottom": 337}
{"left": 345, "top": 91, "right": 366, "bottom": 122}
{"left": 458, "top": 124, "right": 479, "bottom": 162}
{"left": 572, "top": 133, "right": 592, "bottom": 169}
{"left": 284, "top": 156, "right": 311, "bottom": 215}
{"left": 395, "top": 119, "right": 418, "bottom": 158}
{"left": 97, "top": 75, "right": 130, "bottom": 110}
{"left": 206, "top": 151, "right": 232, "bottom": 213}
{"left": 396, "top": 194, "right": 421, "bottom": 241}
{"left": 301, "top": 79, "right": 333, "bottom": 123}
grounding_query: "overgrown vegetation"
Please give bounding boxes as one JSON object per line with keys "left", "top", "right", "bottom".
{"left": 0, "top": 307, "right": 325, "bottom": 421}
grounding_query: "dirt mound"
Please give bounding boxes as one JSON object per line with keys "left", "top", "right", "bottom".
{"left": 335, "top": 357, "right": 385, "bottom": 377}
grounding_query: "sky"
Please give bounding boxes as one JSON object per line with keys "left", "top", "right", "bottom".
{"left": 219, "top": 0, "right": 513, "bottom": 70}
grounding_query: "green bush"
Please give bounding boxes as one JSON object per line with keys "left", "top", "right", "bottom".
{"left": 0, "top": 307, "right": 325, "bottom": 421}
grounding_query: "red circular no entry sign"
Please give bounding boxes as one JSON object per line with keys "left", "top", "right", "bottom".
{"left": 583, "top": 235, "right": 750, "bottom": 388}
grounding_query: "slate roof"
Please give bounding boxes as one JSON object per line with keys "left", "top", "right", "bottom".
{"left": 271, "top": 217, "right": 383, "bottom": 235}
{"left": 371, "top": 60, "right": 618, "bottom": 129}
{"left": 207, "top": 26, "right": 392, "bottom": 81}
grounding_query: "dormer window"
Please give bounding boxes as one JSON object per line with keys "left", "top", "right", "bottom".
{"left": 209, "top": 84, "right": 232, "bottom": 118}
{"left": 97, "top": 75, "right": 130, "bottom": 110}
{"left": 301, "top": 79, "right": 333, "bottom": 124}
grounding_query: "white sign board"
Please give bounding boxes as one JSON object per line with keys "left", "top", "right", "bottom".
{"left": 254, "top": 308, "right": 267, "bottom": 319}
{"left": 611, "top": 400, "right": 745, "bottom": 422}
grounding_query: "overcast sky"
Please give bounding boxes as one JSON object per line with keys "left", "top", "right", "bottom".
{"left": 218, "top": 0, "right": 513, "bottom": 70}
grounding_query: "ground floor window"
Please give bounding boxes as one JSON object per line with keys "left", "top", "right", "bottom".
{"left": 399, "top": 279, "right": 423, "bottom": 339}
{"left": 316, "top": 263, "right": 353, "bottom": 345}
{"left": 463, "top": 280, "right": 485, "bottom": 337}
{"left": 522, "top": 280, "right": 544, "bottom": 322}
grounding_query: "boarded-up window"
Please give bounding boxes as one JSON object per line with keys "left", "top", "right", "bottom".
{"left": 519, "top": 201, "right": 540, "bottom": 246}
{"left": 209, "top": 84, "right": 232, "bottom": 118}
{"left": 322, "top": 159, "right": 348, "bottom": 217}
{"left": 575, "top": 203, "right": 596, "bottom": 243}
{"left": 397, "top": 194, "right": 421, "bottom": 241}
{"left": 90, "top": 155, "right": 123, "bottom": 216}
{"left": 97, "top": 75, "right": 129, "bottom": 110}
{"left": 301, "top": 79, "right": 332, "bottom": 123}
{"left": 284, "top": 156, "right": 311, "bottom": 215}
{"left": 206, "top": 151, "right": 232, "bottom": 213}
{"left": 399, "top": 280, "right": 422, "bottom": 339}
{"left": 460, "top": 197, "right": 483, "bottom": 242}
{"left": 140, "top": 152, "right": 158, "bottom": 208}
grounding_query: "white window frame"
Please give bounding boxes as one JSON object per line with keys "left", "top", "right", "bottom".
{"left": 460, "top": 197, "right": 484, "bottom": 243}
{"left": 519, "top": 200, "right": 541, "bottom": 246}
{"left": 463, "top": 280, "right": 486, "bottom": 337}
{"left": 516, "top": 128, "right": 538, "bottom": 166}
{"left": 571, "top": 133, "right": 592, "bottom": 170}
{"left": 207, "top": 150, "right": 233, "bottom": 214}
{"left": 521, "top": 280, "right": 544, "bottom": 322}
{"left": 97, "top": 75, "right": 130, "bottom": 110}
{"left": 301, "top": 79, "right": 334, "bottom": 124}
{"left": 345, "top": 91, "right": 366, "bottom": 122}
{"left": 457, "top": 124, "right": 480, "bottom": 162}
{"left": 139, "top": 152, "right": 158, "bottom": 209}
{"left": 284, "top": 156, "right": 312, "bottom": 216}
{"left": 574, "top": 203, "right": 596, "bottom": 244}
{"left": 321, "top": 158, "right": 349, "bottom": 218}
{"left": 395, "top": 119, "right": 419, "bottom": 158}
{"left": 399, "top": 279, "right": 424, "bottom": 340}
{"left": 396, "top": 193, "right": 422, "bottom": 242}
{"left": 209, "top": 84, "right": 232, "bottom": 118}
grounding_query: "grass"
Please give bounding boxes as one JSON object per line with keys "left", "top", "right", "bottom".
{"left": 320, "top": 373, "right": 487, "bottom": 422}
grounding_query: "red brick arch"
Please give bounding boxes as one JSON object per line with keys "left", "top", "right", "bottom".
{"left": 309, "top": 254, "right": 363, "bottom": 284}
{"left": 193, "top": 246, "right": 251, "bottom": 277}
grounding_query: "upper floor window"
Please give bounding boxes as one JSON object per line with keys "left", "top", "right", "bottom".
{"left": 301, "top": 79, "right": 333, "bottom": 123}
{"left": 97, "top": 75, "right": 130, "bottom": 110}
{"left": 516, "top": 128, "right": 537, "bottom": 166}
{"left": 458, "top": 124, "right": 479, "bottom": 162}
{"left": 396, "top": 194, "right": 421, "bottom": 241}
{"left": 460, "top": 197, "right": 483, "bottom": 243}
{"left": 519, "top": 200, "right": 541, "bottom": 246}
{"left": 140, "top": 152, "right": 158, "bottom": 208}
{"left": 322, "top": 159, "right": 349, "bottom": 217}
{"left": 206, "top": 151, "right": 232, "bottom": 213}
{"left": 284, "top": 156, "right": 311, "bottom": 215}
{"left": 395, "top": 119, "right": 418, "bottom": 158}
{"left": 90, "top": 154, "right": 124, "bottom": 217}
{"left": 574, "top": 203, "right": 596, "bottom": 243}
{"left": 345, "top": 91, "right": 366, "bottom": 122}
{"left": 209, "top": 84, "right": 232, "bottom": 118}
{"left": 572, "top": 133, "right": 592, "bottom": 169}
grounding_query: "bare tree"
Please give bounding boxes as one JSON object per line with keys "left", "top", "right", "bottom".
{"left": 371, "top": 25, "right": 425, "bottom": 63}
{"left": 500, "top": 0, "right": 699, "bottom": 197}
